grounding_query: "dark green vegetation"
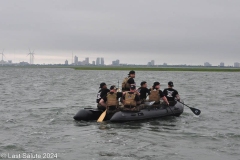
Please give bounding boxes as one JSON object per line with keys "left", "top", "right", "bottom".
{"left": 74, "top": 66, "right": 240, "bottom": 72}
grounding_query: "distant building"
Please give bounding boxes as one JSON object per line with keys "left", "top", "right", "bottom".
{"left": 92, "top": 61, "right": 95, "bottom": 65}
{"left": 96, "top": 57, "right": 100, "bottom": 65}
{"left": 234, "top": 62, "right": 240, "bottom": 67}
{"left": 74, "top": 56, "right": 78, "bottom": 65}
{"left": 85, "top": 57, "right": 89, "bottom": 65}
{"left": 116, "top": 59, "right": 119, "bottom": 65}
{"left": 101, "top": 57, "right": 104, "bottom": 65}
{"left": 65, "top": 60, "right": 68, "bottom": 65}
{"left": 220, "top": 62, "right": 224, "bottom": 67}
{"left": 147, "top": 60, "right": 155, "bottom": 66}
{"left": 163, "top": 63, "right": 167, "bottom": 66}
{"left": 112, "top": 59, "right": 120, "bottom": 66}
{"left": 8, "top": 60, "right": 12, "bottom": 64}
{"left": 151, "top": 60, "right": 155, "bottom": 66}
{"left": 82, "top": 60, "right": 87, "bottom": 65}
{"left": 204, "top": 62, "right": 212, "bottom": 67}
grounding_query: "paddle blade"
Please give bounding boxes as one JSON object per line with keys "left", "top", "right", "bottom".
{"left": 189, "top": 107, "right": 201, "bottom": 116}
{"left": 97, "top": 110, "right": 107, "bottom": 122}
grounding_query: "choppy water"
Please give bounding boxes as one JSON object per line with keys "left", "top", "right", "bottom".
{"left": 0, "top": 68, "right": 240, "bottom": 160}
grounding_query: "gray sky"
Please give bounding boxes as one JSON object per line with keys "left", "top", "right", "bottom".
{"left": 0, "top": 0, "right": 240, "bottom": 65}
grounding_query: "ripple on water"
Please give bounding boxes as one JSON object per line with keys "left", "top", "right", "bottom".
{"left": 1, "top": 144, "right": 26, "bottom": 152}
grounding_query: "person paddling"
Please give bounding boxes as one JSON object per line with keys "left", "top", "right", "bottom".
{"left": 149, "top": 82, "right": 169, "bottom": 106}
{"left": 137, "top": 81, "right": 150, "bottom": 104}
{"left": 99, "top": 85, "right": 123, "bottom": 112}
{"left": 122, "top": 70, "right": 136, "bottom": 92}
{"left": 163, "top": 81, "right": 180, "bottom": 106}
{"left": 96, "top": 82, "right": 110, "bottom": 110}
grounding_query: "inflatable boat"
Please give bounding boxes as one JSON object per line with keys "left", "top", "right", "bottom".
{"left": 73, "top": 101, "right": 184, "bottom": 122}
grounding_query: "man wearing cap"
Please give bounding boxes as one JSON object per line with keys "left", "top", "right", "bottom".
{"left": 122, "top": 85, "right": 141, "bottom": 110}
{"left": 96, "top": 82, "right": 110, "bottom": 110}
{"left": 121, "top": 70, "right": 136, "bottom": 92}
{"left": 137, "top": 81, "right": 150, "bottom": 103}
{"left": 149, "top": 82, "right": 169, "bottom": 106}
{"left": 99, "top": 85, "right": 123, "bottom": 112}
{"left": 163, "top": 81, "right": 180, "bottom": 106}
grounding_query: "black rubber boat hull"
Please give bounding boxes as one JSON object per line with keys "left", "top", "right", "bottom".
{"left": 110, "top": 102, "right": 184, "bottom": 122}
{"left": 73, "top": 108, "right": 113, "bottom": 121}
{"left": 73, "top": 102, "right": 184, "bottom": 122}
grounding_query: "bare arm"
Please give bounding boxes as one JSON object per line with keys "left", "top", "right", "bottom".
{"left": 176, "top": 94, "right": 180, "bottom": 101}
{"left": 162, "top": 96, "right": 169, "bottom": 105}
{"left": 99, "top": 99, "right": 107, "bottom": 107}
{"left": 135, "top": 90, "right": 140, "bottom": 96}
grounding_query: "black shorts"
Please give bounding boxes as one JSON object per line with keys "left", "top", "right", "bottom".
{"left": 97, "top": 104, "right": 106, "bottom": 110}
{"left": 108, "top": 106, "right": 117, "bottom": 111}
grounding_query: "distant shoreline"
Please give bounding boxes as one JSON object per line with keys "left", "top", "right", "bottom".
{"left": 73, "top": 66, "right": 240, "bottom": 72}
{"left": 1, "top": 65, "right": 240, "bottom": 72}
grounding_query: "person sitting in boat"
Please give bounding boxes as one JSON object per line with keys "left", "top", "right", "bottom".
{"left": 122, "top": 85, "right": 141, "bottom": 110}
{"left": 137, "top": 81, "right": 150, "bottom": 104}
{"left": 99, "top": 85, "right": 123, "bottom": 112}
{"left": 96, "top": 82, "right": 110, "bottom": 110}
{"left": 149, "top": 82, "right": 169, "bottom": 107}
{"left": 163, "top": 81, "right": 180, "bottom": 106}
{"left": 121, "top": 70, "right": 136, "bottom": 92}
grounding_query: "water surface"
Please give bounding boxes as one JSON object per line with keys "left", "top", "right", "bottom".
{"left": 0, "top": 68, "right": 239, "bottom": 160}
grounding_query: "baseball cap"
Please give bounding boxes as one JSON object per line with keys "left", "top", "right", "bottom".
{"left": 168, "top": 81, "right": 174, "bottom": 87}
{"left": 110, "top": 85, "right": 117, "bottom": 90}
{"left": 140, "top": 81, "right": 147, "bottom": 86}
{"left": 128, "top": 70, "right": 135, "bottom": 75}
{"left": 153, "top": 82, "right": 160, "bottom": 87}
{"left": 99, "top": 82, "right": 106, "bottom": 88}
{"left": 130, "top": 85, "right": 136, "bottom": 90}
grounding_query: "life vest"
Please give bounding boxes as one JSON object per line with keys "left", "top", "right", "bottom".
{"left": 124, "top": 92, "right": 136, "bottom": 107}
{"left": 122, "top": 77, "right": 130, "bottom": 91}
{"left": 106, "top": 92, "right": 118, "bottom": 106}
{"left": 149, "top": 88, "right": 160, "bottom": 103}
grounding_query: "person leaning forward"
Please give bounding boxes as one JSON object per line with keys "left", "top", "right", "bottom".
{"left": 163, "top": 81, "right": 180, "bottom": 106}
{"left": 122, "top": 85, "right": 141, "bottom": 110}
{"left": 121, "top": 70, "right": 136, "bottom": 92}
{"left": 149, "top": 82, "right": 169, "bottom": 106}
{"left": 99, "top": 85, "right": 123, "bottom": 111}
{"left": 96, "top": 82, "right": 110, "bottom": 110}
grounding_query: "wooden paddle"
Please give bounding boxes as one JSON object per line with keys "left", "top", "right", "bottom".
{"left": 97, "top": 108, "right": 107, "bottom": 122}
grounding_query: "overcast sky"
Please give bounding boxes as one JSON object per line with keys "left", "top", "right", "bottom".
{"left": 0, "top": 0, "right": 240, "bottom": 65}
